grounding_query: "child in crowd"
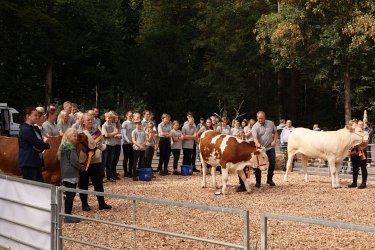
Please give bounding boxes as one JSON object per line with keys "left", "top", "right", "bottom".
{"left": 57, "top": 128, "right": 82, "bottom": 223}
{"left": 171, "top": 120, "right": 184, "bottom": 175}
{"left": 132, "top": 120, "right": 147, "bottom": 181}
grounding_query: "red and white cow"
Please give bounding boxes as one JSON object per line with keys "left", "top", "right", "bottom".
{"left": 283, "top": 125, "right": 368, "bottom": 188}
{"left": 199, "top": 130, "right": 269, "bottom": 194}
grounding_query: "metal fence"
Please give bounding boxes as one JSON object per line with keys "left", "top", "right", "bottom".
{"left": 260, "top": 212, "right": 375, "bottom": 250}
{"left": 57, "top": 186, "right": 250, "bottom": 249}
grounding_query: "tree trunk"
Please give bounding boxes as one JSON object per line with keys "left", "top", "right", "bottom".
{"left": 45, "top": 63, "right": 52, "bottom": 106}
{"left": 343, "top": 63, "right": 351, "bottom": 124}
{"left": 290, "top": 69, "right": 297, "bottom": 120}
{"left": 277, "top": 71, "right": 283, "bottom": 119}
{"left": 95, "top": 85, "right": 99, "bottom": 107}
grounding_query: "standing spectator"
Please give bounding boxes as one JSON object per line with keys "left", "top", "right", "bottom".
{"left": 363, "top": 121, "right": 374, "bottom": 167}
{"left": 144, "top": 123, "right": 156, "bottom": 169}
{"left": 57, "top": 128, "right": 81, "bottom": 223}
{"left": 184, "top": 112, "right": 199, "bottom": 172}
{"left": 18, "top": 107, "right": 50, "bottom": 182}
{"left": 111, "top": 114, "right": 122, "bottom": 180}
{"left": 58, "top": 101, "right": 74, "bottom": 126}
{"left": 42, "top": 108, "right": 59, "bottom": 137}
{"left": 71, "top": 103, "right": 79, "bottom": 115}
{"left": 122, "top": 111, "right": 135, "bottom": 177}
{"left": 237, "top": 118, "right": 256, "bottom": 192}
{"left": 280, "top": 120, "right": 294, "bottom": 152}
{"left": 231, "top": 119, "right": 243, "bottom": 138}
{"left": 101, "top": 112, "right": 119, "bottom": 182}
{"left": 312, "top": 124, "right": 321, "bottom": 131}
{"left": 79, "top": 113, "right": 111, "bottom": 211}
{"left": 243, "top": 119, "right": 256, "bottom": 143}
{"left": 92, "top": 107, "right": 101, "bottom": 130}
{"left": 241, "top": 119, "right": 248, "bottom": 129}
{"left": 57, "top": 110, "right": 70, "bottom": 136}
{"left": 216, "top": 117, "right": 231, "bottom": 135}
{"left": 141, "top": 110, "right": 152, "bottom": 128}
{"left": 157, "top": 113, "right": 172, "bottom": 176}
{"left": 252, "top": 111, "right": 278, "bottom": 187}
{"left": 171, "top": 121, "right": 184, "bottom": 175}
{"left": 348, "top": 120, "right": 368, "bottom": 189}
{"left": 182, "top": 116, "right": 198, "bottom": 170}
{"left": 276, "top": 119, "right": 286, "bottom": 138}
{"left": 132, "top": 120, "right": 147, "bottom": 181}
{"left": 197, "top": 118, "right": 214, "bottom": 137}
{"left": 35, "top": 107, "right": 46, "bottom": 135}
{"left": 72, "top": 112, "right": 84, "bottom": 130}
{"left": 196, "top": 118, "right": 205, "bottom": 131}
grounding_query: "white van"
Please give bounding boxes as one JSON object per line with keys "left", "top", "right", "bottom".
{"left": 0, "top": 103, "right": 21, "bottom": 136}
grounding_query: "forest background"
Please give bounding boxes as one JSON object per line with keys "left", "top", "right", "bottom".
{"left": 0, "top": 0, "right": 374, "bottom": 129}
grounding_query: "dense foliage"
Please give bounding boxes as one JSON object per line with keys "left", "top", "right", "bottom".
{"left": 0, "top": 0, "right": 374, "bottom": 128}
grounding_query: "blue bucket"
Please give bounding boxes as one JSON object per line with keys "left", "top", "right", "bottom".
{"left": 138, "top": 168, "right": 152, "bottom": 181}
{"left": 181, "top": 165, "right": 193, "bottom": 176}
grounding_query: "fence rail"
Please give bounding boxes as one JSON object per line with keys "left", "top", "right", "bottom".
{"left": 57, "top": 186, "right": 250, "bottom": 250}
{"left": 261, "top": 212, "right": 375, "bottom": 250}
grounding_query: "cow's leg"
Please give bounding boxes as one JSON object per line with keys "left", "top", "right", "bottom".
{"left": 237, "top": 168, "right": 251, "bottom": 193}
{"left": 335, "top": 162, "right": 341, "bottom": 188}
{"left": 328, "top": 159, "right": 340, "bottom": 188}
{"left": 221, "top": 166, "right": 229, "bottom": 194}
{"left": 283, "top": 151, "right": 296, "bottom": 182}
{"left": 301, "top": 155, "right": 309, "bottom": 182}
{"left": 211, "top": 164, "right": 218, "bottom": 188}
{"left": 201, "top": 155, "right": 207, "bottom": 188}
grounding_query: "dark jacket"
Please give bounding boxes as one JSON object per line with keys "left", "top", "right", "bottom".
{"left": 60, "top": 143, "right": 81, "bottom": 179}
{"left": 18, "top": 123, "right": 50, "bottom": 168}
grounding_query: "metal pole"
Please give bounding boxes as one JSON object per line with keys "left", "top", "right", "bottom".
{"left": 261, "top": 214, "right": 267, "bottom": 250}
{"left": 132, "top": 199, "right": 137, "bottom": 250}
{"left": 243, "top": 211, "right": 249, "bottom": 250}
{"left": 56, "top": 187, "right": 63, "bottom": 250}
{"left": 50, "top": 185, "right": 57, "bottom": 250}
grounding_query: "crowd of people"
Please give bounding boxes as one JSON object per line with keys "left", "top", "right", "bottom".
{"left": 17, "top": 101, "right": 374, "bottom": 221}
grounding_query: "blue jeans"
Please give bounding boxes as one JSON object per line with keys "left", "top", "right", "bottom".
{"left": 254, "top": 148, "right": 276, "bottom": 182}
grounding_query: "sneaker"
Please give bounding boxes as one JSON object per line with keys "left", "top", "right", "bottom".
{"left": 164, "top": 170, "right": 170, "bottom": 175}
{"left": 114, "top": 176, "right": 121, "bottom": 180}
{"left": 107, "top": 178, "right": 116, "bottom": 182}
{"left": 193, "top": 168, "right": 200, "bottom": 173}
{"left": 267, "top": 180, "right": 276, "bottom": 186}
{"left": 82, "top": 204, "right": 91, "bottom": 211}
{"left": 132, "top": 177, "right": 139, "bottom": 181}
{"left": 255, "top": 182, "right": 261, "bottom": 188}
{"left": 64, "top": 216, "right": 81, "bottom": 223}
{"left": 236, "top": 185, "right": 246, "bottom": 192}
{"left": 159, "top": 171, "right": 166, "bottom": 176}
{"left": 99, "top": 203, "right": 112, "bottom": 210}
{"left": 173, "top": 170, "right": 180, "bottom": 175}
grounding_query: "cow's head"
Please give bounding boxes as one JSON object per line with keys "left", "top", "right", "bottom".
{"left": 250, "top": 146, "right": 269, "bottom": 171}
{"left": 345, "top": 124, "right": 369, "bottom": 147}
{"left": 76, "top": 132, "right": 91, "bottom": 153}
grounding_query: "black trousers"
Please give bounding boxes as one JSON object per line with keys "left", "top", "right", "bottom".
{"left": 158, "top": 138, "right": 171, "bottom": 171}
{"left": 79, "top": 163, "right": 105, "bottom": 206}
{"left": 191, "top": 142, "right": 197, "bottom": 168}
{"left": 63, "top": 181, "right": 77, "bottom": 214}
{"left": 111, "top": 144, "right": 121, "bottom": 176}
{"left": 183, "top": 148, "right": 193, "bottom": 166}
{"left": 254, "top": 148, "right": 276, "bottom": 183}
{"left": 351, "top": 155, "right": 368, "bottom": 184}
{"left": 122, "top": 144, "right": 134, "bottom": 174}
{"left": 172, "top": 149, "right": 181, "bottom": 170}
{"left": 133, "top": 150, "right": 145, "bottom": 174}
{"left": 144, "top": 146, "right": 154, "bottom": 168}
{"left": 20, "top": 167, "right": 44, "bottom": 183}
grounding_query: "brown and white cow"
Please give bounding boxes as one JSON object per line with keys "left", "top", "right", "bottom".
{"left": 283, "top": 125, "right": 368, "bottom": 188}
{"left": 0, "top": 133, "right": 89, "bottom": 185}
{"left": 199, "top": 130, "right": 269, "bottom": 194}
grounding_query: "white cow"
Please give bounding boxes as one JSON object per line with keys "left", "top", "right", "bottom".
{"left": 283, "top": 125, "right": 368, "bottom": 188}
{"left": 199, "top": 130, "right": 269, "bottom": 194}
